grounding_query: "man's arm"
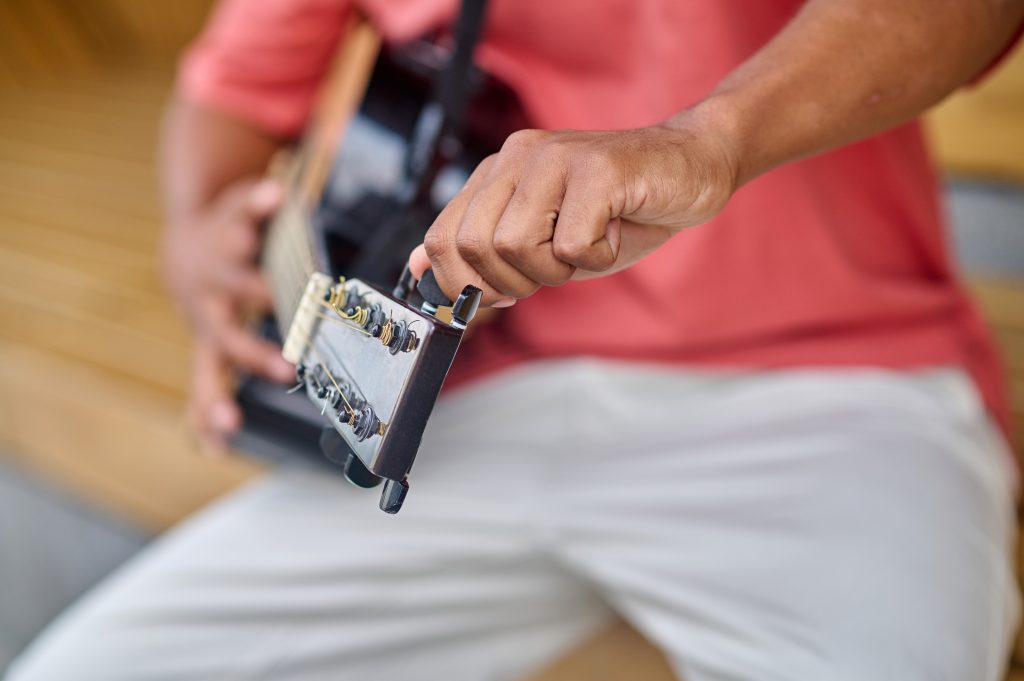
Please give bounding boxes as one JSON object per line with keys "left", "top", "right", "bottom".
{"left": 159, "top": 0, "right": 351, "bottom": 448}
{"left": 160, "top": 96, "right": 282, "bottom": 228}
{"left": 411, "top": 0, "right": 1024, "bottom": 304}
{"left": 701, "top": 0, "right": 1024, "bottom": 186}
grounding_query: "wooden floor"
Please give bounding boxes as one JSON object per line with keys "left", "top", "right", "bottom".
{"left": 1, "top": 64, "right": 1023, "bottom": 681}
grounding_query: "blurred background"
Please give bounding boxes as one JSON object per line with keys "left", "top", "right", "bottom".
{"left": 0, "top": 1, "right": 1021, "bottom": 677}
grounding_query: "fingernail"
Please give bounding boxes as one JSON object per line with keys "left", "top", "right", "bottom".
{"left": 492, "top": 298, "right": 516, "bottom": 308}
{"left": 210, "top": 402, "right": 239, "bottom": 433}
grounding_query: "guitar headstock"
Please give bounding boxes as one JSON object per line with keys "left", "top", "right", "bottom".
{"left": 280, "top": 267, "right": 481, "bottom": 514}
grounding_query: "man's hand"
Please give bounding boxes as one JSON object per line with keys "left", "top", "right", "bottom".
{"left": 161, "top": 177, "right": 294, "bottom": 451}
{"left": 408, "top": 0, "right": 1024, "bottom": 307}
{"left": 408, "top": 116, "right": 740, "bottom": 304}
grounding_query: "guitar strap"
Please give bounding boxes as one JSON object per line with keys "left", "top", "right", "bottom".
{"left": 403, "top": 0, "right": 491, "bottom": 197}
{"left": 437, "top": 0, "right": 490, "bottom": 133}
{"left": 348, "top": 0, "right": 492, "bottom": 282}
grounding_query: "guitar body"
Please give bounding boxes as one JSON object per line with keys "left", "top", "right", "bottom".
{"left": 233, "top": 21, "right": 524, "bottom": 484}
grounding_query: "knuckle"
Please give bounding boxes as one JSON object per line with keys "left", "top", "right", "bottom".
{"left": 553, "top": 234, "right": 614, "bottom": 270}
{"left": 552, "top": 238, "right": 588, "bottom": 263}
{"left": 492, "top": 228, "right": 526, "bottom": 260}
{"left": 501, "top": 128, "right": 545, "bottom": 154}
{"left": 542, "top": 134, "right": 575, "bottom": 155}
{"left": 477, "top": 153, "right": 500, "bottom": 173}
{"left": 461, "top": 154, "right": 498, "bottom": 191}
{"left": 455, "top": 231, "right": 488, "bottom": 262}
{"left": 422, "top": 228, "right": 451, "bottom": 260}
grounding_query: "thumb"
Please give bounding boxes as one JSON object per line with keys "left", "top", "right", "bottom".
{"left": 408, "top": 244, "right": 431, "bottom": 279}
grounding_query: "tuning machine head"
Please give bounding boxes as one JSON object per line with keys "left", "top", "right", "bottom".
{"left": 413, "top": 268, "right": 482, "bottom": 329}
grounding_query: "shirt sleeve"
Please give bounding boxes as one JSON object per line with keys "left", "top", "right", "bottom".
{"left": 177, "top": 0, "right": 353, "bottom": 138}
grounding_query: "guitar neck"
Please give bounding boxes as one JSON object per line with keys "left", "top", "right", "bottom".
{"left": 260, "top": 15, "right": 382, "bottom": 339}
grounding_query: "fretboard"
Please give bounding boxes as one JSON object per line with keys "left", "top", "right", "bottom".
{"left": 261, "top": 189, "right": 319, "bottom": 339}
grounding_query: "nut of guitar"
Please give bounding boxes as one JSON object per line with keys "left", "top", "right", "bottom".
{"left": 281, "top": 272, "right": 333, "bottom": 364}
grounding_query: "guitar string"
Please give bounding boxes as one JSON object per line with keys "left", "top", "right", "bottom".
{"left": 264, "top": 203, "right": 316, "bottom": 332}
{"left": 265, "top": 210, "right": 394, "bottom": 356}
{"left": 319, "top": 329, "right": 370, "bottom": 405}
{"left": 263, "top": 195, "right": 398, "bottom": 425}
{"left": 307, "top": 338, "right": 388, "bottom": 432}
{"left": 312, "top": 309, "right": 374, "bottom": 337}
{"left": 277, "top": 219, "right": 313, "bottom": 325}
{"left": 307, "top": 341, "right": 354, "bottom": 414}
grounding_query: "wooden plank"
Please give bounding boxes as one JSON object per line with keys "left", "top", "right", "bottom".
{"left": 100, "top": 0, "right": 212, "bottom": 62}
{"left": 0, "top": 288, "right": 189, "bottom": 398}
{"left": 0, "top": 3, "right": 61, "bottom": 81}
{"left": 0, "top": 236, "right": 190, "bottom": 396}
{"left": 969, "top": 278, "right": 1024, "bottom": 331}
{"left": 524, "top": 620, "right": 674, "bottom": 681}
{"left": 992, "top": 327, "right": 1024, "bottom": 376}
{"left": 927, "top": 42, "right": 1024, "bottom": 182}
{"left": 0, "top": 245, "right": 177, "bottom": 330}
{"left": 0, "top": 340, "right": 259, "bottom": 532}
{"left": 0, "top": 168, "right": 160, "bottom": 234}
{"left": 16, "top": 0, "right": 105, "bottom": 72}
{"left": 0, "top": 218, "right": 155, "bottom": 275}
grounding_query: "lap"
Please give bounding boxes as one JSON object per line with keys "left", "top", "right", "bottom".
{"left": 6, "top": 366, "right": 613, "bottom": 681}
{"left": 8, "top": 361, "right": 1018, "bottom": 681}
{"left": 552, "top": 365, "right": 1019, "bottom": 681}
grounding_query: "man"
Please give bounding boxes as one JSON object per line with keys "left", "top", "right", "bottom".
{"left": 9, "top": 0, "right": 1023, "bottom": 679}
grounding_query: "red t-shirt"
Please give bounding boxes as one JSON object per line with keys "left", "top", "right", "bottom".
{"left": 180, "top": 0, "right": 1010, "bottom": 431}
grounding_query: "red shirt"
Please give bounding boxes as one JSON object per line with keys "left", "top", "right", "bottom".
{"left": 180, "top": 0, "right": 1009, "bottom": 430}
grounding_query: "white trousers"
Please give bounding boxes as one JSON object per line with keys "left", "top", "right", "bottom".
{"left": 7, "top": 360, "right": 1020, "bottom": 681}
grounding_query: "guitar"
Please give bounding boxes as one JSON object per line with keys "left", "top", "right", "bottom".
{"left": 233, "top": 3, "right": 522, "bottom": 513}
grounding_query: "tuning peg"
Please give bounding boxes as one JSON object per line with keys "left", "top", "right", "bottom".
{"left": 379, "top": 478, "right": 409, "bottom": 514}
{"left": 392, "top": 264, "right": 417, "bottom": 300}
{"left": 416, "top": 269, "right": 453, "bottom": 314}
{"left": 343, "top": 451, "right": 384, "bottom": 489}
{"left": 318, "top": 427, "right": 382, "bottom": 488}
{"left": 451, "top": 286, "right": 482, "bottom": 330}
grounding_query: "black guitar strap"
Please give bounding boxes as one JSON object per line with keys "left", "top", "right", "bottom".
{"left": 437, "top": 0, "right": 490, "bottom": 133}
{"left": 347, "top": 0, "right": 491, "bottom": 282}
{"left": 403, "top": 0, "right": 490, "bottom": 194}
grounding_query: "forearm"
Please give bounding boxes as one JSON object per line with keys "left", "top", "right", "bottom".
{"left": 159, "top": 96, "right": 282, "bottom": 227}
{"left": 681, "top": 0, "right": 1024, "bottom": 186}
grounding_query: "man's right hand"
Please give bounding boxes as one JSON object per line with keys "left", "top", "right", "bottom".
{"left": 161, "top": 177, "right": 294, "bottom": 452}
